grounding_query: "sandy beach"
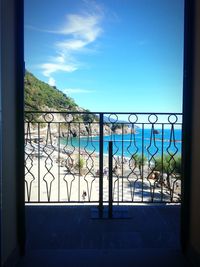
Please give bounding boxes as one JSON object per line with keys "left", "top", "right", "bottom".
{"left": 25, "top": 140, "right": 181, "bottom": 204}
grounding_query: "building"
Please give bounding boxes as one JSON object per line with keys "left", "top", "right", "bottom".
{"left": 1, "top": 0, "right": 200, "bottom": 266}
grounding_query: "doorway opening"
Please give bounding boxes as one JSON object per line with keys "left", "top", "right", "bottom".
{"left": 23, "top": 0, "right": 185, "bottom": 264}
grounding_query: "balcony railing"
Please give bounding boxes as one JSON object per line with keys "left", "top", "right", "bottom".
{"left": 25, "top": 112, "right": 182, "bottom": 204}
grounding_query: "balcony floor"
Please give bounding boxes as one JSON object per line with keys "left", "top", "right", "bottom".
{"left": 17, "top": 204, "right": 190, "bottom": 267}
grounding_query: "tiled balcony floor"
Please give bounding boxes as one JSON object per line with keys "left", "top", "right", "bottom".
{"left": 17, "top": 204, "right": 190, "bottom": 267}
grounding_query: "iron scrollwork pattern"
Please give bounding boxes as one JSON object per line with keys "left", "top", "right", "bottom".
{"left": 25, "top": 112, "right": 182, "bottom": 204}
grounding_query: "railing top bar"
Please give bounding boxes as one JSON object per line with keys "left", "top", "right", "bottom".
{"left": 26, "top": 121, "right": 183, "bottom": 125}
{"left": 25, "top": 111, "right": 183, "bottom": 115}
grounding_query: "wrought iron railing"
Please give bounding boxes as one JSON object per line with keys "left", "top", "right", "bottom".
{"left": 25, "top": 112, "right": 182, "bottom": 204}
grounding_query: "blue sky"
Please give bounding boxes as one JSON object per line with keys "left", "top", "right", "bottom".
{"left": 24, "top": 0, "right": 184, "bottom": 113}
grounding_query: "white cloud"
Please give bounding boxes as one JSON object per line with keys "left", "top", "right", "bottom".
{"left": 55, "top": 13, "right": 103, "bottom": 56}
{"left": 34, "top": 2, "right": 104, "bottom": 79}
{"left": 63, "top": 88, "right": 95, "bottom": 94}
{"left": 57, "top": 14, "right": 102, "bottom": 39}
{"left": 56, "top": 39, "right": 87, "bottom": 51}
{"left": 55, "top": 54, "right": 65, "bottom": 63}
{"left": 48, "top": 77, "right": 56, "bottom": 86}
{"left": 41, "top": 62, "right": 78, "bottom": 77}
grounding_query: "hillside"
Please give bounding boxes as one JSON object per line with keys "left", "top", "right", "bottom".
{"left": 24, "top": 71, "right": 134, "bottom": 136}
{"left": 24, "top": 71, "right": 79, "bottom": 112}
{"left": 24, "top": 71, "right": 103, "bottom": 136}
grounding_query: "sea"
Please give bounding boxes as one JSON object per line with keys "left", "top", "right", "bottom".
{"left": 60, "top": 128, "right": 182, "bottom": 158}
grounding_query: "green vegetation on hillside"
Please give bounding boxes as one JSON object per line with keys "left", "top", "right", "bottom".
{"left": 24, "top": 71, "right": 127, "bottom": 131}
{"left": 24, "top": 70, "right": 78, "bottom": 111}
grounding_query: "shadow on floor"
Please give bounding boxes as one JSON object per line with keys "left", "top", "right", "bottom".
{"left": 17, "top": 205, "right": 190, "bottom": 267}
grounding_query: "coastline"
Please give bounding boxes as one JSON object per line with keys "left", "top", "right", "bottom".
{"left": 25, "top": 141, "right": 182, "bottom": 203}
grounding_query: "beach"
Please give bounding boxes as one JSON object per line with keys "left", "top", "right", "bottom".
{"left": 25, "top": 139, "right": 181, "bottom": 203}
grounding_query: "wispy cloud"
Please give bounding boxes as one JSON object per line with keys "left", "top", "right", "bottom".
{"left": 63, "top": 88, "right": 95, "bottom": 94}
{"left": 48, "top": 77, "right": 56, "bottom": 86}
{"left": 41, "top": 62, "right": 78, "bottom": 77}
{"left": 33, "top": 1, "right": 104, "bottom": 85}
{"left": 55, "top": 14, "right": 102, "bottom": 38}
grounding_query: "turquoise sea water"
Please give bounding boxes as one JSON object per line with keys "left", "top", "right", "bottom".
{"left": 60, "top": 128, "right": 182, "bottom": 158}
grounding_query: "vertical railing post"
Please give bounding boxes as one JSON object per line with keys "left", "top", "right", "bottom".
{"left": 108, "top": 141, "right": 113, "bottom": 219}
{"left": 99, "top": 113, "right": 104, "bottom": 218}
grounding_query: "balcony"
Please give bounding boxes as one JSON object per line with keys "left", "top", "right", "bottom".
{"left": 21, "top": 111, "right": 189, "bottom": 266}
{"left": 18, "top": 205, "right": 186, "bottom": 267}
{"left": 25, "top": 111, "right": 182, "bottom": 206}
